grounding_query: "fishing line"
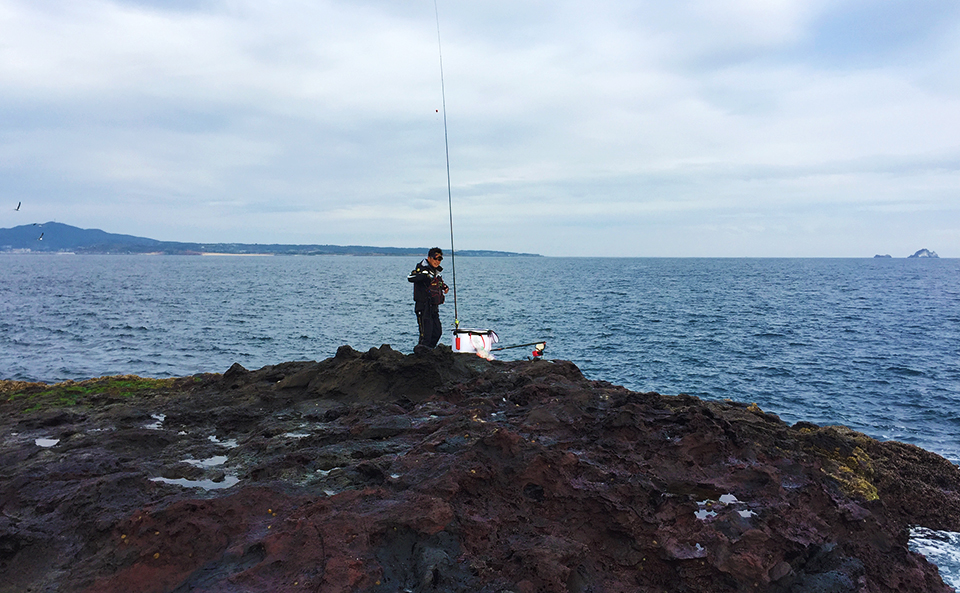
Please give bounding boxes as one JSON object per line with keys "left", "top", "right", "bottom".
{"left": 434, "top": 0, "right": 458, "bottom": 329}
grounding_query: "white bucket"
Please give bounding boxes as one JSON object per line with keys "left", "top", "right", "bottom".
{"left": 453, "top": 329, "right": 499, "bottom": 357}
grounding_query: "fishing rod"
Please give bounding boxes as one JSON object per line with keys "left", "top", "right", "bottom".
{"left": 491, "top": 341, "right": 547, "bottom": 358}
{"left": 431, "top": 3, "right": 547, "bottom": 361}
{"left": 434, "top": 0, "right": 458, "bottom": 330}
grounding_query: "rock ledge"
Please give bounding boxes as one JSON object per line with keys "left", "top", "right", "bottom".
{"left": 2, "top": 345, "right": 959, "bottom": 592}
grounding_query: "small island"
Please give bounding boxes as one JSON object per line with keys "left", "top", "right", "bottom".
{"left": 908, "top": 249, "right": 939, "bottom": 258}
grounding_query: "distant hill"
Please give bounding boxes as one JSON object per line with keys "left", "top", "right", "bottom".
{"left": 0, "top": 223, "right": 540, "bottom": 257}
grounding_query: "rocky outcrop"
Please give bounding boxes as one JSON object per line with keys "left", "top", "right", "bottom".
{"left": 908, "top": 249, "right": 939, "bottom": 258}
{"left": 2, "top": 345, "right": 960, "bottom": 592}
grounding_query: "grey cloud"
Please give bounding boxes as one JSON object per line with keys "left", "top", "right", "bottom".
{"left": 0, "top": 0, "right": 958, "bottom": 256}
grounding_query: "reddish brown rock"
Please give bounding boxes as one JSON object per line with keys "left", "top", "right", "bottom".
{"left": 2, "top": 344, "right": 959, "bottom": 592}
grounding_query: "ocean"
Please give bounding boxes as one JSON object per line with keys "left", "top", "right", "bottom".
{"left": 3, "top": 253, "right": 959, "bottom": 584}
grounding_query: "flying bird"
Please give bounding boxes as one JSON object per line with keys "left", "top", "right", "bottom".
{"left": 14, "top": 202, "right": 20, "bottom": 211}
{"left": 38, "top": 232, "right": 43, "bottom": 241}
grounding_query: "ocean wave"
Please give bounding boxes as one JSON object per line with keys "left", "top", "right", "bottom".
{"left": 910, "top": 527, "right": 960, "bottom": 589}
{"left": 886, "top": 366, "right": 926, "bottom": 377}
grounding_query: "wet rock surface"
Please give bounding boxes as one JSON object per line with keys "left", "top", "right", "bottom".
{"left": 2, "top": 344, "right": 960, "bottom": 592}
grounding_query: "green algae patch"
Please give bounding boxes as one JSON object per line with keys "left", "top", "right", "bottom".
{"left": 822, "top": 451, "right": 880, "bottom": 502}
{"left": 3, "top": 375, "right": 178, "bottom": 413}
{"left": 802, "top": 426, "right": 880, "bottom": 502}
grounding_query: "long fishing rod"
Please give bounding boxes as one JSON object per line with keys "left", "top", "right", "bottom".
{"left": 431, "top": 3, "right": 547, "bottom": 361}
{"left": 434, "top": 0, "right": 458, "bottom": 330}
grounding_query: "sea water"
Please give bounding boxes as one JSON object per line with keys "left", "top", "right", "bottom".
{"left": 2, "top": 255, "right": 958, "bottom": 454}
{"left": 2, "top": 254, "right": 959, "bottom": 583}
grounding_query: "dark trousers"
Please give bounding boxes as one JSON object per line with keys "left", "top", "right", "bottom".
{"left": 416, "top": 304, "right": 442, "bottom": 348}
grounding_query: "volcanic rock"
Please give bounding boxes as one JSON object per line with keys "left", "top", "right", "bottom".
{"left": 2, "top": 344, "right": 959, "bottom": 592}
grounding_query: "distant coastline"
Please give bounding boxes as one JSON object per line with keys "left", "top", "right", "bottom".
{"left": 1, "top": 223, "right": 947, "bottom": 258}
{"left": 200, "top": 252, "right": 276, "bottom": 257}
{"left": 0, "top": 222, "right": 541, "bottom": 257}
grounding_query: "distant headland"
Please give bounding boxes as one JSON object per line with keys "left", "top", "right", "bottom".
{"left": 0, "top": 222, "right": 540, "bottom": 257}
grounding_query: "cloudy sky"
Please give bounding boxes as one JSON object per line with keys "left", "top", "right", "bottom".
{"left": 1, "top": 0, "right": 958, "bottom": 256}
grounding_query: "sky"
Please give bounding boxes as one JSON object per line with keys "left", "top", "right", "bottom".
{"left": 1, "top": 0, "right": 958, "bottom": 257}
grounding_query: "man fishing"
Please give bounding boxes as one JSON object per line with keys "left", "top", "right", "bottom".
{"left": 408, "top": 247, "right": 449, "bottom": 351}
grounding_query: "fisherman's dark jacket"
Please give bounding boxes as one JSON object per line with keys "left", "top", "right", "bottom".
{"left": 407, "top": 259, "right": 448, "bottom": 307}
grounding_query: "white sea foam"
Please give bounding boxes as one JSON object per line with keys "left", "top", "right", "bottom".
{"left": 909, "top": 527, "right": 960, "bottom": 589}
